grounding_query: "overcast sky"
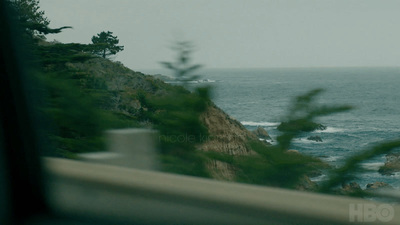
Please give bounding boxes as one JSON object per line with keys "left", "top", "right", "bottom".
{"left": 39, "top": 0, "right": 400, "bottom": 70}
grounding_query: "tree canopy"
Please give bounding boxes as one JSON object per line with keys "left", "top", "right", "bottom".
{"left": 7, "top": 0, "right": 71, "bottom": 40}
{"left": 8, "top": 0, "right": 49, "bottom": 27}
{"left": 91, "top": 31, "right": 124, "bottom": 59}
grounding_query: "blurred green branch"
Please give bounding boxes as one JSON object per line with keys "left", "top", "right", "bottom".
{"left": 277, "top": 89, "right": 352, "bottom": 151}
{"left": 160, "top": 41, "right": 202, "bottom": 85}
{"left": 319, "top": 139, "right": 400, "bottom": 194}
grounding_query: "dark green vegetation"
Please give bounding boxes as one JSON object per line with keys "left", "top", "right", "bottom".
{"left": 276, "top": 89, "right": 351, "bottom": 151}
{"left": 7, "top": 0, "right": 71, "bottom": 41}
{"left": 156, "top": 40, "right": 212, "bottom": 176}
{"left": 205, "top": 141, "right": 325, "bottom": 189}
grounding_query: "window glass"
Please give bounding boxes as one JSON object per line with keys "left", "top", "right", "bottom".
{"left": 9, "top": 0, "right": 400, "bottom": 202}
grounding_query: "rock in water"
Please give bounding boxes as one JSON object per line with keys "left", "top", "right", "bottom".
{"left": 316, "top": 124, "right": 327, "bottom": 131}
{"left": 378, "top": 153, "right": 400, "bottom": 175}
{"left": 252, "top": 126, "right": 272, "bottom": 140}
{"left": 286, "top": 149, "right": 300, "bottom": 154}
{"left": 307, "top": 135, "right": 323, "bottom": 142}
{"left": 296, "top": 175, "right": 318, "bottom": 191}
{"left": 366, "top": 181, "right": 393, "bottom": 191}
{"left": 340, "top": 182, "right": 361, "bottom": 194}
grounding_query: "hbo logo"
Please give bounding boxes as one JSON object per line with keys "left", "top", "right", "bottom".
{"left": 349, "top": 203, "right": 394, "bottom": 222}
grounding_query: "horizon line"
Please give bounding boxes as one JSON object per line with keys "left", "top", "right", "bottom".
{"left": 135, "top": 65, "right": 400, "bottom": 72}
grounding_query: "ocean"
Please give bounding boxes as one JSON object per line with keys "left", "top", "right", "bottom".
{"left": 145, "top": 67, "right": 400, "bottom": 188}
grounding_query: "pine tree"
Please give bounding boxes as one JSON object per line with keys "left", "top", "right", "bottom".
{"left": 91, "top": 31, "right": 124, "bottom": 58}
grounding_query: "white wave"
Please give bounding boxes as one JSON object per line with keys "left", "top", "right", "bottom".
{"left": 165, "top": 79, "right": 216, "bottom": 84}
{"left": 259, "top": 138, "right": 273, "bottom": 144}
{"left": 360, "top": 162, "right": 384, "bottom": 171}
{"left": 393, "top": 172, "right": 400, "bottom": 177}
{"left": 203, "top": 79, "right": 216, "bottom": 83}
{"left": 241, "top": 121, "right": 280, "bottom": 127}
{"left": 310, "top": 174, "right": 327, "bottom": 182}
{"left": 188, "top": 79, "right": 216, "bottom": 83}
{"left": 314, "top": 127, "right": 346, "bottom": 133}
{"left": 322, "top": 155, "right": 341, "bottom": 162}
{"left": 292, "top": 138, "right": 327, "bottom": 144}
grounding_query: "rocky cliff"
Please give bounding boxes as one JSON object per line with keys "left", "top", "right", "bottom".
{"left": 60, "top": 58, "right": 262, "bottom": 179}
{"left": 199, "top": 104, "right": 258, "bottom": 155}
{"left": 199, "top": 104, "right": 260, "bottom": 180}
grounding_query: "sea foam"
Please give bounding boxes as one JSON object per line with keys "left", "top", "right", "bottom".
{"left": 314, "top": 127, "right": 346, "bottom": 133}
{"left": 322, "top": 155, "right": 342, "bottom": 162}
{"left": 360, "top": 162, "right": 385, "bottom": 171}
{"left": 241, "top": 121, "right": 280, "bottom": 127}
